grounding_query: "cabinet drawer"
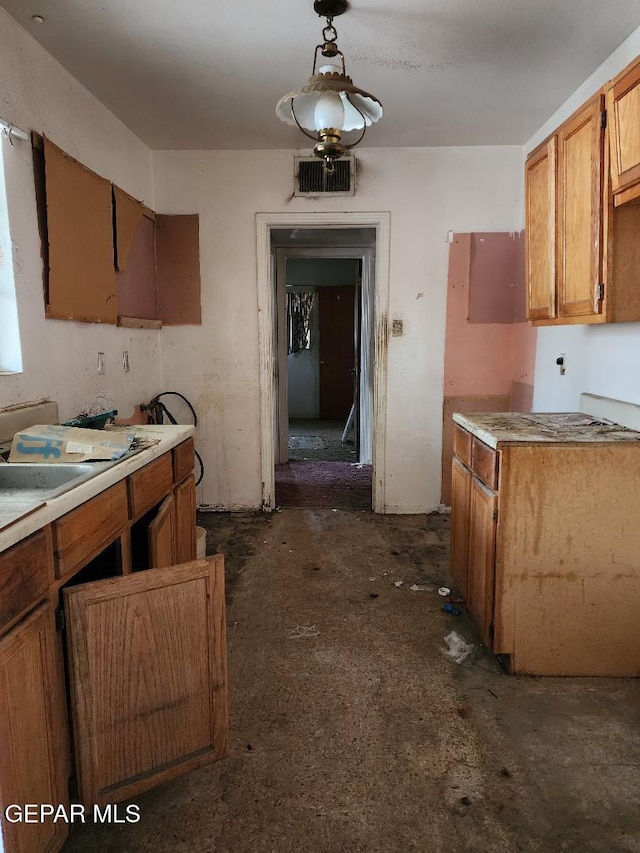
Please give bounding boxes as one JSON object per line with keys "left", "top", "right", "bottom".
{"left": 173, "top": 438, "right": 195, "bottom": 484}
{"left": 53, "top": 482, "right": 128, "bottom": 577}
{"left": 471, "top": 438, "right": 499, "bottom": 490}
{"left": 128, "top": 453, "right": 173, "bottom": 518}
{"left": 453, "top": 424, "right": 472, "bottom": 467}
{"left": 0, "top": 528, "right": 53, "bottom": 633}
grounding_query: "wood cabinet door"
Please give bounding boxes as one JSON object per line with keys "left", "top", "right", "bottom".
{"left": 525, "top": 136, "right": 557, "bottom": 320}
{"left": 450, "top": 456, "right": 472, "bottom": 596}
{"left": 467, "top": 476, "right": 497, "bottom": 648}
{"left": 148, "top": 494, "right": 176, "bottom": 568}
{"left": 0, "top": 604, "right": 70, "bottom": 853}
{"left": 607, "top": 57, "right": 640, "bottom": 201}
{"left": 556, "top": 95, "right": 605, "bottom": 319}
{"left": 63, "top": 555, "right": 228, "bottom": 807}
{"left": 175, "top": 475, "right": 197, "bottom": 563}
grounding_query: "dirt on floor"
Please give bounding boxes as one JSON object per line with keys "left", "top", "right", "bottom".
{"left": 63, "top": 509, "right": 640, "bottom": 853}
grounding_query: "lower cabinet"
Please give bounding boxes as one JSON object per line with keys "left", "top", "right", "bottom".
{"left": 449, "top": 456, "right": 471, "bottom": 593}
{"left": 466, "top": 476, "right": 497, "bottom": 647}
{"left": 450, "top": 454, "right": 498, "bottom": 648}
{"left": 451, "top": 424, "right": 640, "bottom": 676}
{"left": 63, "top": 556, "right": 228, "bottom": 807}
{"left": 148, "top": 493, "right": 177, "bottom": 568}
{"left": 0, "top": 440, "right": 225, "bottom": 853}
{"left": 174, "top": 475, "right": 196, "bottom": 563}
{"left": 0, "top": 603, "right": 70, "bottom": 853}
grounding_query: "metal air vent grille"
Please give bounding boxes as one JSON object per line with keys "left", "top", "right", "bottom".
{"left": 294, "top": 156, "right": 355, "bottom": 197}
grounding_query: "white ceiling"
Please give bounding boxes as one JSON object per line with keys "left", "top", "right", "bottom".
{"left": 2, "top": 0, "right": 639, "bottom": 150}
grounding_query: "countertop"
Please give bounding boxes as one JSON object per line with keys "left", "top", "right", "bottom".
{"left": 452, "top": 411, "right": 640, "bottom": 450}
{"left": 0, "top": 424, "right": 194, "bottom": 554}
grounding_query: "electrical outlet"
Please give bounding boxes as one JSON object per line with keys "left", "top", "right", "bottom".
{"left": 122, "top": 351, "right": 130, "bottom": 372}
{"left": 97, "top": 352, "right": 105, "bottom": 375}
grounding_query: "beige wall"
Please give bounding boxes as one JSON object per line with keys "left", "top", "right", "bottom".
{"left": 0, "top": 8, "right": 162, "bottom": 422}
{"left": 153, "top": 146, "right": 523, "bottom": 512}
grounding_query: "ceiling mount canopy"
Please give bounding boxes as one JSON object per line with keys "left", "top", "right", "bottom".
{"left": 276, "top": 0, "right": 383, "bottom": 174}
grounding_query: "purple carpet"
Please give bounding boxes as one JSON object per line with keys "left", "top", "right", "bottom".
{"left": 275, "top": 461, "right": 372, "bottom": 509}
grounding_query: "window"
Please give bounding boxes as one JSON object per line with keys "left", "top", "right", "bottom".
{"left": 0, "top": 129, "right": 23, "bottom": 374}
{"left": 286, "top": 291, "right": 315, "bottom": 354}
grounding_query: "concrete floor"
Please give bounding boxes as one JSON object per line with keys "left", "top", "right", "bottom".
{"left": 63, "top": 510, "right": 640, "bottom": 853}
{"left": 288, "top": 419, "right": 357, "bottom": 462}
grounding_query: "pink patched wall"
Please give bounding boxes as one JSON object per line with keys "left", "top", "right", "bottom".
{"left": 441, "top": 232, "right": 537, "bottom": 504}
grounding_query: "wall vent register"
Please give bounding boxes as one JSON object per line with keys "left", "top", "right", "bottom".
{"left": 294, "top": 156, "right": 355, "bottom": 197}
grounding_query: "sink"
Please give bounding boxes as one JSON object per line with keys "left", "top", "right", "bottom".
{"left": 0, "top": 463, "right": 102, "bottom": 501}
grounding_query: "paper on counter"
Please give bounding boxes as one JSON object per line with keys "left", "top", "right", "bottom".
{"left": 9, "top": 425, "right": 135, "bottom": 463}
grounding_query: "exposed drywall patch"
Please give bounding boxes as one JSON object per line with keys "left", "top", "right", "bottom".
{"left": 156, "top": 214, "right": 201, "bottom": 325}
{"left": 113, "top": 185, "right": 144, "bottom": 272}
{"left": 43, "top": 137, "right": 116, "bottom": 324}
{"left": 468, "top": 232, "right": 524, "bottom": 324}
{"left": 116, "top": 215, "right": 156, "bottom": 319}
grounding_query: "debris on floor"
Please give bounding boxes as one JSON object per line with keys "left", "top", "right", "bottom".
{"left": 286, "top": 625, "right": 320, "bottom": 639}
{"left": 442, "top": 630, "right": 475, "bottom": 663}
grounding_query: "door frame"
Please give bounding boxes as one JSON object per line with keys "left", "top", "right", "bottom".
{"left": 257, "top": 212, "right": 390, "bottom": 513}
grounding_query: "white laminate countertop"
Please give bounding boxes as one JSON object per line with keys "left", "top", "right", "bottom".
{"left": 0, "top": 425, "right": 194, "bottom": 554}
{"left": 452, "top": 412, "right": 640, "bottom": 450}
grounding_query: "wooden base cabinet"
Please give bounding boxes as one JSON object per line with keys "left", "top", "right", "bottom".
{"left": 451, "top": 426, "right": 640, "bottom": 676}
{"left": 0, "top": 604, "right": 70, "bottom": 853}
{"left": 64, "top": 556, "right": 228, "bottom": 807}
{"left": 0, "top": 437, "right": 224, "bottom": 853}
{"left": 466, "top": 476, "right": 497, "bottom": 649}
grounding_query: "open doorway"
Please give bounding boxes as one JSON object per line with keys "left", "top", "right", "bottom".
{"left": 276, "top": 252, "right": 369, "bottom": 508}
{"left": 256, "top": 213, "right": 390, "bottom": 513}
{"left": 273, "top": 234, "right": 375, "bottom": 509}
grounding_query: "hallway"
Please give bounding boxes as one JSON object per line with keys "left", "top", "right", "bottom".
{"left": 276, "top": 419, "right": 372, "bottom": 508}
{"left": 63, "top": 510, "right": 640, "bottom": 853}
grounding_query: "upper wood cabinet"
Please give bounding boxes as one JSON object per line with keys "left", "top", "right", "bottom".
{"left": 607, "top": 55, "right": 640, "bottom": 205}
{"left": 525, "top": 136, "right": 556, "bottom": 321}
{"left": 525, "top": 69, "right": 640, "bottom": 326}
{"left": 556, "top": 95, "right": 605, "bottom": 320}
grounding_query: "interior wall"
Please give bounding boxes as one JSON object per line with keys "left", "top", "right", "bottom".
{"left": 153, "top": 145, "right": 523, "bottom": 511}
{"left": 441, "top": 232, "right": 536, "bottom": 504}
{"left": 528, "top": 24, "right": 640, "bottom": 412}
{"left": 0, "top": 8, "right": 161, "bottom": 421}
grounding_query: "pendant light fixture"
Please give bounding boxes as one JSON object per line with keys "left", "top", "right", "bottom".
{"left": 276, "top": 0, "right": 383, "bottom": 174}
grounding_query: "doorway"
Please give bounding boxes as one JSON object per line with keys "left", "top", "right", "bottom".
{"left": 256, "top": 213, "right": 390, "bottom": 513}
{"left": 278, "top": 254, "right": 367, "bottom": 508}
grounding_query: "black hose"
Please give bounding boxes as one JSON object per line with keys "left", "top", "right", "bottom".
{"left": 148, "top": 392, "right": 204, "bottom": 486}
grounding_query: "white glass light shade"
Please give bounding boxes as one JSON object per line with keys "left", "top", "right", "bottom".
{"left": 313, "top": 91, "right": 345, "bottom": 131}
{"left": 276, "top": 69, "right": 383, "bottom": 136}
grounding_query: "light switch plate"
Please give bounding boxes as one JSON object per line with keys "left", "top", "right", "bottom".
{"left": 392, "top": 319, "right": 403, "bottom": 337}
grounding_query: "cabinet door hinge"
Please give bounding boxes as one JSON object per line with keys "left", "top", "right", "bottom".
{"left": 492, "top": 508, "right": 498, "bottom": 522}
{"left": 595, "top": 283, "right": 604, "bottom": 302}
{"left": 55, "top": 607, "right": 66, "bottom": 632}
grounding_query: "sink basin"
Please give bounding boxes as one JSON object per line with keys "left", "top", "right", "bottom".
{"left": 0, "top": 463, "right": 101, "bottom": 501}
